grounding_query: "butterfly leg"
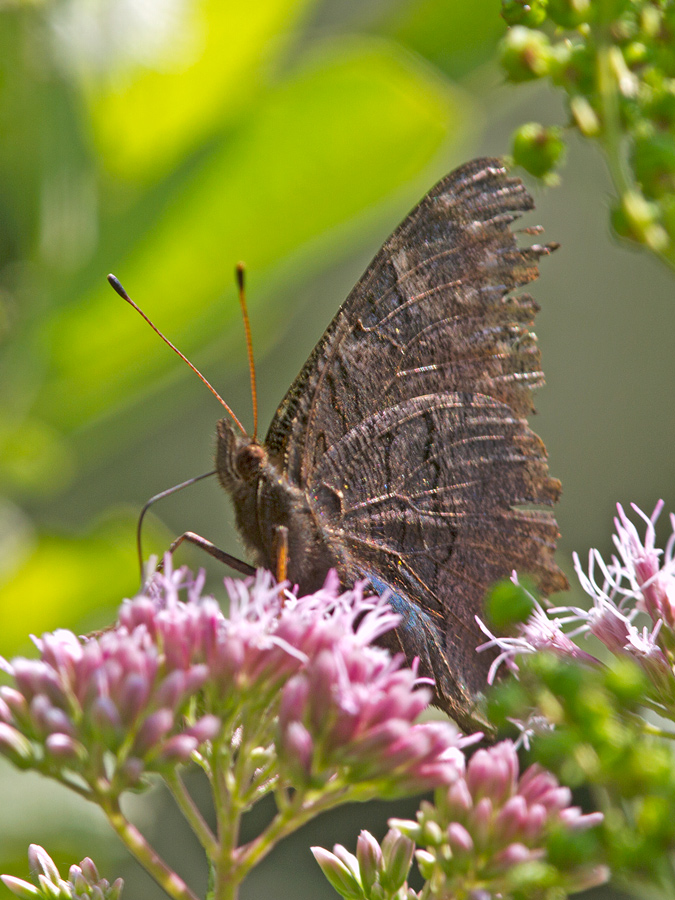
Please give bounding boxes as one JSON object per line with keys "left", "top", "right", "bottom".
{"left": 274, "top": 525, "right": 289, "bottom": 584}
{"left": 164, "top": 532, "right": 256, "bottom": 577}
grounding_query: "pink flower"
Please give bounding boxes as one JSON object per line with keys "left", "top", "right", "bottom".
{"left": 476, "top": 576, "right": 597, "bottom": 683}
{"left": 477, "top": 507, "right": 675, "bottom": 710}
{"left": 389, "top": 740, "right": 605, "bottom": 896}
{"left": 0, "top": 556, "right": 475, "bottom": 801}
{"left": 277, "top": 638, "right": 471, "bottom": 793}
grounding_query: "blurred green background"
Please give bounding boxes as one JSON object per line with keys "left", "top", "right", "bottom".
{"left": 0, "top": 0, "right": 672, "bottom": 896}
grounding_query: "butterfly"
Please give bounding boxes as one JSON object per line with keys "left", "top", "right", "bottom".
{"left": 113, "top": 157, "right": 567, "bottom": 731}
{"left": 211, "top": 158, "right": 567, "bottom": 731}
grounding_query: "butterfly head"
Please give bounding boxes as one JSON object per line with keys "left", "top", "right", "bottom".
{"left": 215, "top": 418, "right": 266, "bottom": 494}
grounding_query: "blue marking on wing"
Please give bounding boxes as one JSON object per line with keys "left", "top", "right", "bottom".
{"left": 365, "top": 573, "right": 423, "bottom": 629}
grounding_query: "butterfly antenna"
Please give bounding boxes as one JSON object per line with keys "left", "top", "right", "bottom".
{"left": 235, "top": 263, "right": 258, "bottom": 441}
{"left": 108, "top": 274, "right": 247, "bottom": 436}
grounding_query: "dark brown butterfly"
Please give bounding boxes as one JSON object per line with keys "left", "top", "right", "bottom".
{"left": 114, "top": 157, "right": 567, "bottom": 731}
{"left": 215, "top": 158, "right": 567, "bottom": 731}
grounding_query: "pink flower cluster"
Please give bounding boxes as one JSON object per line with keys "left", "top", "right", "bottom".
{"left": 402, "top": 742, "right": 603, "bottom": 879}
{"left": 0, "top": 566, "right": 221, "bottom": 792}
{"left": 0, "top": 560, "right": 469, "bottom": 799}
{"left": 278, "top": 643, "right": 468, "bottom": 794}
{"left": 478, "top": 502, "right": 675, "bottom": 712}
{"left": 314, "top": 742, "right": 606, "bottom": 898}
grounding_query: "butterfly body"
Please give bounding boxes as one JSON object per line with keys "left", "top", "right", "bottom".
{"left": 216, "top": 420, "right": 343, "bottom": 592}
{"left": 215, "top": 158, "right": 568, "bottom": 731}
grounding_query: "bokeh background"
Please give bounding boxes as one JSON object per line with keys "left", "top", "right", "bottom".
{"left": 0, "top": 0, "right": 673, "bottom": 896}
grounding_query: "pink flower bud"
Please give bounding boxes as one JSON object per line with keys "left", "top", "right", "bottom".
{"left": 493, "top": 795, "right": 529, "bottom": 842}
{"left": 91, "top": 697, "right": 122, "bottom": 737}
{"left": 119, "top": 757, "right": 144, "bottom": 786}
{"left": 28, "top": 845, "right": 59, "bottom": 881}
{"left": 279, "top": 676, "right": 310, "bottom": 727}
{"left": 133, "top": 709, "right": 173, "bottom": 756}
{"left": 311, "top": 847, "right": 362, "bottom": 898}
{"left": 356, "top": 831, "right": 382, "bottom": 892}
{"left": 0, "top": 688, "right": 29, "bottom": 723}
{"left": 281, "top": 722, "right": 313, "bottom": 776}
{"left": 493, "top": 842, "right": 540, "bottom": 869}
{"left": 157, "top": 734, "right": 198, "bottom": 764}
{"left": 380, "top": 829, "right": 414, "bottom": 892}
{"left": 0, "top": 723, "right": 33, "bottom": 764}
{"left": 183, "top": 664, "right": 209, "bottom": 695}
{"left": 79, "top": 857, "right": 100, "bottom": 885}
{"left": 0, "top": 874, "right": 41, "bottom": 898}
{"left": 186, "top": 715, "right": 220, "bottom": 744}
{"left": 559, "top": 808, "right": 604, "bottom": 830}
{"left": 467, "top": 743, "right": 517, "bottom": 805}
{"left": 522, "top": 803, "right": 547, "bottom": 841}
{"left": 45, "top": 733, "right": 84, "bottom": 762}
{"left": 470, "top": 797, "right": 493, "bottom": 849}
{"left": 447, "top": 822, "right": 474, "bottom": 854}
{"left": 308, "top": 651, "right": 340, "bottom": 731}
{"left": 155, "top": 671, "right": 187, "bottom": 708}
{"left": 445, "top": 778, "right": 473, "bottom": 814}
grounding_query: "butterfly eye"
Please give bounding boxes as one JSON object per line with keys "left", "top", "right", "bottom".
{"left": 235, "top": 443, "right": 266, "bottom": 481}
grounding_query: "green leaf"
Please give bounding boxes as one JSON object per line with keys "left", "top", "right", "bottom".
{"left": 84, "top": 0, "right": 316, "bottom": 182}
{"left": 0, "top": 514, "right": 148, "bottom": 653}
{"left": 40, "top": 39, "right": 467, "bottom": 432}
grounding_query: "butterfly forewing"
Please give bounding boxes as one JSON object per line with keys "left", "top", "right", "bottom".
{"left": 263, "top": 157, "right": 567, "bottom": 729}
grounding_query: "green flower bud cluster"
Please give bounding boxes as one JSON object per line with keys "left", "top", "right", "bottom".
{"left": 501, "top": 0, "right": 675, "bottom": 261}
{"left": 489, "top": 652, "right": 675, "bottom": 893}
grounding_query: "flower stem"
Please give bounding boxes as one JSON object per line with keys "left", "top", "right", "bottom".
{"left": 234, "top": 785, "right": 351, "bottom": 882}
{"left": 166, "top": 770, "right": 219, "bottom": 859}
{"left": 102, "top": 797, "right": 200, "bottom": 900}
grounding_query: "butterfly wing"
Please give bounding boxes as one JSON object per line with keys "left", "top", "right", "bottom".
{"left": 265, "top": 158, "right": 567, "bottom": 728}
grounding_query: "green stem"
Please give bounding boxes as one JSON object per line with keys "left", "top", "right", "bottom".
{"left": 641, "top": 722, "right": 675, "bottom": 740}
{"left": 233, "top": 785, "right": 352, "bottom": 882}
{"left": 101, "top": 797, "right": 200, "bottom": 900}
{"left": 595, "top": 17, "right": 632, "bottom": 199}
{"left": 166, "top": 770, "right": 219, "bottom": 860}
{"left": 211, "top": 737, "right": 243, "bottom": 900}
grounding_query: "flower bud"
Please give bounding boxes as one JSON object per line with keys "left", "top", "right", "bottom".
{"left": 547, "top": 0, "right": 591, "bottom": 28}
{"left": 280, "top": 721, "right": 313, "bottom": 778}
{"left": 501, "top": 27, "right": 553, "bottom": 82}
{"left": 132, "top": 709, "right": 173, "bottom": 757}
{"left": 380, "top": 829, "right": 414, "bottom": 893}
{"left": 356, "top": 831, "right": 381, "bottom": 893}
{"left": 512, "top": 123, "right": 566, "bottom": 179}
{"left": 186, "top": 715, "right": 220, "bottom": 744}
{"left": 156, "top": 734, "right": 198, "bottom": 764}
{"left": 501, "top": 0, "right": 548, "bottom": 28}
{"left": 446, "top": 823, "right": 473, "bottom": 854}
{"left": 0, "top": 724, "right": 34, "bottom": 766}
{"left": 0, "top": 875, "right": 41, "bottom": 898}
{"left": 414, "top": 849, "right": 436, "bottom": 881}
{"left": 569, "top": 96, "right": 600, "bottom": 136}
{"left": 311, "top": 847, "right": 363, "bottom": 899}
{"left": 118, "top": 757, "right": 144, "bottom": 787}
{"left": 611, "top": 191, "right": 669, "bottom": 251}
{"left": 45, "top": 733, "right": 86, "bottom": 763}
{"left": 28, "top": 846, "right": 59, "bottom": 882}
{"left": 79, "top": 858, "right": 99, "bottom": 885}
{"left": 493, "top": 841, "right": 539, "bottom": 868}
